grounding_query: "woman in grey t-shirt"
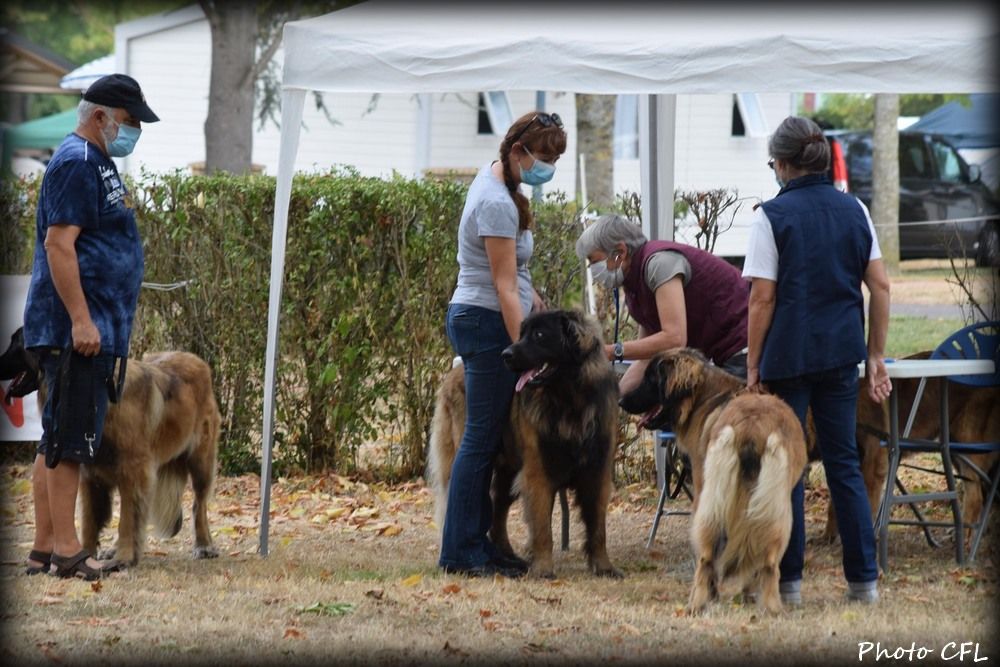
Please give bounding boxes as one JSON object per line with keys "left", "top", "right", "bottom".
{"left": 439, "top": 111, "right": 566, "bottom": 578}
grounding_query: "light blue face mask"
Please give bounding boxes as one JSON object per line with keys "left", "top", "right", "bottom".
{"left": 104, "top": 117, "right": 142, "bottom": 157}
{"left": 520, "top": 148, "right": 556, "bottom": 186}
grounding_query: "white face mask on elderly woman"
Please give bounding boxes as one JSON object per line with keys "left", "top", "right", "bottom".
{"left": 590, "top": 257, "right": 625, "bottom": 289}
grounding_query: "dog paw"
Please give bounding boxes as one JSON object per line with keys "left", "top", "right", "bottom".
{"left": 594, "top": 565, "right": 625, "bottom": 579}
{"left": 193, "top": 545, "right": 219, "bottom": 559}
{"left": 529, "top": 566, "right": 557, "bottom": 580}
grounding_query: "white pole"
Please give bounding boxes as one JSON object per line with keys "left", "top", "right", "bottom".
{"left": 259, "top": 88, "right": 307, "bottom": 557}
{"left": 579, "top": 153, "right": 597, "bottom": 315}
{"left": 414, "top": 93, "right": 432, "bottom": 179}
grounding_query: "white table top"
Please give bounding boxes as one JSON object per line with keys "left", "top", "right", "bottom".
{"left": 857, "top": 358, "right": 996, "bottom": 379}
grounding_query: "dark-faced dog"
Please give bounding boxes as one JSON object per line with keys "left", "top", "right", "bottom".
{"left": 1, "top": 327, "right": 221, "bottom": 566}
{"left": 620, "top": 349, "right": 807, "bottom": 613}
{"left": 426, "top": 310, "right": 622, "bottom": 579}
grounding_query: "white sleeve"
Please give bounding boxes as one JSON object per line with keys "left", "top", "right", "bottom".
{"left": 855, "top": 198, "right": 882, "bottom": 261}
{"left": 742, "top": 206, "right": 779, "bottom": 281}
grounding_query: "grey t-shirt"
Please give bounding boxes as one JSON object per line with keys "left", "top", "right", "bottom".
{"left": 645, "top": 250, "right": 691, "bottom": 292}
{"left": 450, "top": 163, "right": 534, "bottom": 316}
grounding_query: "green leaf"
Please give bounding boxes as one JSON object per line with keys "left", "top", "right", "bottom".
{"left": 295, "top": 602, "right": 356, "bottom": 617}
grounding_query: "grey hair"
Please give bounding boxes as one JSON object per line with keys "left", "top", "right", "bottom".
{"left": 77, "top": 99, "right": 114, "bottom": 125}
{"left": 575, "top": 213, "right": 647, "bottom": 261}
{"left": 768, "top": 116, "right": 830, "bottom": 173}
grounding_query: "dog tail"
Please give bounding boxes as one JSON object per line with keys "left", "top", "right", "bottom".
{"left": 426, "top": 372, "right": 461, "bottom": 534}
{"left": 716, "top": 431, "right": 792, "bottom": 586}
{"left": 696, "top": 425, "right": 743, "bottom": 543}
{"left": 150, "top": 457, "right": 188, "bottom": 539}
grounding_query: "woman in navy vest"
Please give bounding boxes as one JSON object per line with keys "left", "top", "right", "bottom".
{"left": 575, "top": 214, "right": 750, "bottom": 394}
{"left": 744, "top": 116, "right": 892, "bottom": 605}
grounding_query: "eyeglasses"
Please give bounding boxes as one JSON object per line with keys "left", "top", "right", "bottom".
{"left": 509, "top": 112, "right": 564, "bottom": 145}
{"left": 767, "top": 158, "right": 775, "bottom": 170}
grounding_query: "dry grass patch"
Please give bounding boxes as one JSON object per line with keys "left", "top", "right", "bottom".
{"left": 2, "top": 464, "right": 997, "bottom": 666}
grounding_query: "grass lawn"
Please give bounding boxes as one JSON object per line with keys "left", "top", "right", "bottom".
{"left": 2, "top": 467, "right": 996, "bottom": 666}
{"left": 885, "top": 315, "right": 965, "bottom": 358}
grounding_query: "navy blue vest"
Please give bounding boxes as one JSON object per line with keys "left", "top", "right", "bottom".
{"left": 759, "top": 173, "right": 872, "bottom": 381}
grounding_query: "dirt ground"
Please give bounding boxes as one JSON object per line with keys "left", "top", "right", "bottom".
{"left": 2, "top": 461, "right": 996, "bottom": 667}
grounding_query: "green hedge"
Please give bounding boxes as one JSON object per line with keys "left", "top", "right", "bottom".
{"left": 2, "top": 170, "right": 616, "bottom": 479}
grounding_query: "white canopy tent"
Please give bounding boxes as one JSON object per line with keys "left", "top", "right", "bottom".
{"left": 259, "top": 1, "right": 997, "bottom": 554}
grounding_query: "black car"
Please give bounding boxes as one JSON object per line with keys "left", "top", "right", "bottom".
{"left": 826, "top": 130, "right": 999, "bottom": 266}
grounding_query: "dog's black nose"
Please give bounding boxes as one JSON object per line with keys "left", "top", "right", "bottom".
{"left": 501, "top": 346, "right": 514, "bottom": 361}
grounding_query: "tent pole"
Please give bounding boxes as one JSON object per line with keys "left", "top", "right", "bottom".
{"left": 259, "top": 88, "right": 307, "bottom": 558}
{"left": 638, "top": 95, "right": 676, "bottom": 241}
{"left": 414, "top": 93, "right": 432, "bottom": 179}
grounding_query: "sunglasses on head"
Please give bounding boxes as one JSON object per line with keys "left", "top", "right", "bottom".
{"left": 509, "top": 112, "right": 564, "bottom": 145}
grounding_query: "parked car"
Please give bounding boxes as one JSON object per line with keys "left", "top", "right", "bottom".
{"left": 826, "top": 130, "right": 1000, "bottom": 266}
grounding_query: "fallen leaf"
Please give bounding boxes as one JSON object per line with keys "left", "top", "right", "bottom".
{"left": 283, "top": 628, "right": 305, "bottom": 640}
{"left": 365, "top": 589, "right": 385, "bottom": 600}
{"left": 295, "top": 602, "right": 355, "bottom": 617}
{"left": 401, "top": 573, "right": 423, "bottom": 587}
{"left": 441, "top": 584, "right": 461, "bottom": 595}
{"left": 479, "top": 609, "right": 493, "bottom": 618}
{"left": 378, "top": 524, "right": 403, "bottom": 537}
{"left": 90, "top": 580, "right": 103, "bottom": 593}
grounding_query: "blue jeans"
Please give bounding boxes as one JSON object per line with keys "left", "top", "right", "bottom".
{"left": 438, "top": 304, "right": 517, "bottom": 569}
{"left": 768, "top": 363, "right": 878, "bottom": 585}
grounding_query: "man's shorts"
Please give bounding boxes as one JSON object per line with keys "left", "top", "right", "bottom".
{"left": 37, "top": 350, "right": 116, "bottom": 468}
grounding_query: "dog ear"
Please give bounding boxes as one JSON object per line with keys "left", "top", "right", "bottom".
{"left": 562, "top": 312, "right": 601, "bottom": 358}
{"left": 666, "top": 350, "right": 704, "bottom": 396}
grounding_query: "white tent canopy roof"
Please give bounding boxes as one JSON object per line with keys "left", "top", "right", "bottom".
{"left": 282, "top": 2, "right": 998, "bottom": 94}
{"left": 60, "top": 54, "right": 115, "bottom": 91}
{"left": 260, "top": 1, "right": 999, "bottom": 556}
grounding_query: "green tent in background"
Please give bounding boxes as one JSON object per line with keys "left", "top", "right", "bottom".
{"left": 1, "top": 108, "right": 77, "bottom": 173}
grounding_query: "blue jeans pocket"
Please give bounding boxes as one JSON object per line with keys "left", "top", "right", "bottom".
{"left": 447, "top": 304, "right": 483, "bottom": 358}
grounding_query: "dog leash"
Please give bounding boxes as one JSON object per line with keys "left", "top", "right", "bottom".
{"left": 613, "top": 287, "right": 620, "bottom": 345}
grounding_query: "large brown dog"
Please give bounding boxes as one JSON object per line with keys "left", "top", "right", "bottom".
{"left": 620, "top": 349, "right": 807, "bottom": 613}
{"left": 426, "top": 310, "right": 622, "bottom": 579}
{"left": 849, "top": 351, "right": 1000, "bottom": 547}
{"left": 1, "top": 328, "right": 220, "bottom": 566}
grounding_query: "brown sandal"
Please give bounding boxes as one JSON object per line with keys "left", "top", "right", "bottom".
{"left": 25, "top": 550, "right": 51, "bottom": 576}
{"left": 50, "top": 550, "right": 102, "bottom": 581}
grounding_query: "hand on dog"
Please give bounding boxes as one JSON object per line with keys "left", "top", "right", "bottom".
{"left": 746, "top": 367, "right": 766, "bottom": 394}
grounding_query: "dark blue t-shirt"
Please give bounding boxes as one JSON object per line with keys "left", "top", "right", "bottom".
{"left": 23, "top": 133, "right": 144, "bottom": 357}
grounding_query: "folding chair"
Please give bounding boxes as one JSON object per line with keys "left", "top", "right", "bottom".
{"left": 878, "top": 321, "right": 1000, "bottom": 564}
{"left": 646, "top": 430, "right": 692, "bottom": 548}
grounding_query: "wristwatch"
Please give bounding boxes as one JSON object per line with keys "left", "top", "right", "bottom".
{"left": 613, "top": 342, "right": 625, "bottom": 362}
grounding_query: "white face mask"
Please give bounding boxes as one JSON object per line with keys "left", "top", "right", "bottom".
{"left": 590, "top": 256, "right": 625, "bottom": 289}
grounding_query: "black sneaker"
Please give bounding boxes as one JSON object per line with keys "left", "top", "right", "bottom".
{"left": 491, "top": 552, "right": 529, "bottom": 573}
{"left": 442, "top": 562, "right": 526, "bottom": 579}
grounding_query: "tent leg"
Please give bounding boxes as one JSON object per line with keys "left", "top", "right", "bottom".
{"left": 259, "top": 88, "right": 307, "bottom": 557}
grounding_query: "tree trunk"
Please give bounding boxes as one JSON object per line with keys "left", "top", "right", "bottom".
{"left": 202, "top": 0, "right": 257, "bottom": 174}
{"left": 575, "top": 94, "right": 616, "bottom": 211}
{"left": 872, "top": 93, "right": 900, "bottom": 274}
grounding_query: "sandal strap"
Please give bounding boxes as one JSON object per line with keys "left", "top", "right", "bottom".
{"left": 27, "top": 550, "right": 52, "bottom": 565}
{"left": 51, "top": 549, "right": 91, "bottom": 571}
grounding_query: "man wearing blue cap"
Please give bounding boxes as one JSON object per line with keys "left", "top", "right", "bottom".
{"left": 22, "top": 74, "right": 158, "bottom": 580}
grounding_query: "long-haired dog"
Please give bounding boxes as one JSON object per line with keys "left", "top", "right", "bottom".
{"left": 620, "top": 349, "right": 807, "bottom": 613}
{"left": 1, "top": 327, "right": 220, "bottom": 566}
{"left": 850, "top": 350, "right": 999, "bottom": 548}
{"left": 427, "top": 310, "right": 622, "bottom": 579}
